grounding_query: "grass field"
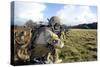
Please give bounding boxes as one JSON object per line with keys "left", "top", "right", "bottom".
{"left": 59, "top": 29, "right": 97, "bottom": 63}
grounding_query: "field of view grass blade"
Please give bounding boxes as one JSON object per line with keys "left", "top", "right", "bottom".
{"left": 60, "top": 29, "right": 97, "bottom": 63}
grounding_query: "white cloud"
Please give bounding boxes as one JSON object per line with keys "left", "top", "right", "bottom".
{"left": 56, "top": 5, "right": 97, "bottom": 26}
{"left": 15, "top": 2, "right": 46, "bottom": 25}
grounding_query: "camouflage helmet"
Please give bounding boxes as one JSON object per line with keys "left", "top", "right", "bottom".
{"left": 49, "top": 16, "right": 61, "bottom": 26}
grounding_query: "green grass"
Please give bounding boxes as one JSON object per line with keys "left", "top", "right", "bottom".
{"left": 59, "top": 29, "right": 97, "bottom": 63}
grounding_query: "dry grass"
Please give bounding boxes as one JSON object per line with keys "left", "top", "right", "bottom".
{"left": 59, "top": 29, "right": 97, "bottom": 63}
{"left": 14, "top": 27, "right": 97, "bottom": 64}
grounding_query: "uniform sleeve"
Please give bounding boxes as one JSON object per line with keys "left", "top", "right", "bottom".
{"left": 60, "top": 32, "right": 66, "bottom": 44}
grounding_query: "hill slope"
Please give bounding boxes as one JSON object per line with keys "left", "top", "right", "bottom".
{"left": 71, "top": 22, "right": 97, "bottom": 29}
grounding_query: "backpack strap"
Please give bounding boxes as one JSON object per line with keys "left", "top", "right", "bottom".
{"left": 28, "top": 29, "right": 39, "bottom": 50}
{"left": 28, "top": 27, "right": 45, "bottom": 50}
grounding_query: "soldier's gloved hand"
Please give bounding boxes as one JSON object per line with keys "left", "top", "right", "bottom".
{"left": 52, "top": 40, "right": 58, "bottom": 45}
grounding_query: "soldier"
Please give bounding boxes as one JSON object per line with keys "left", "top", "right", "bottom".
{"left": 14, "top": 27, "right": 32, "bottom": 63}
{"left": 47, "top": 16, "right": 65, "bottom": 63}
{"left": 29, "top": 16, "right": 65, "bottom": 64}
{"left": 14, "top": 16, "right": 65, "bottom": 64}
{"left": 30, "top": 27, "right": 64, "bottom": 64}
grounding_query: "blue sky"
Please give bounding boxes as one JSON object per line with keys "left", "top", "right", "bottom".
{"left": 90, "top": 6, "right": 97, "bottom": 15}
{"left": 43, "top": 3, "right": 64, "bottom": 19}
{"left": 14, "top": 1, "right": 97, "bottom": 25}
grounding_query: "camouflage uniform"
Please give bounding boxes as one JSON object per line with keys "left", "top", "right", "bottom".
{"left": 14, "top": 27, "right": 32, "bottom": 62}
{"left": 30, "top": 26, "right": 64, "bottom": 64}
{"left": 46, "top": 16, "right": 65, "bottom": 63}
{"left": 14, "top": 16, "right": 64, "bottom": 64}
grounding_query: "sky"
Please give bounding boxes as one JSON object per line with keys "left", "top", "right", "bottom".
{"left": 14, "top": 1, "right": 97, "bottom": 26}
